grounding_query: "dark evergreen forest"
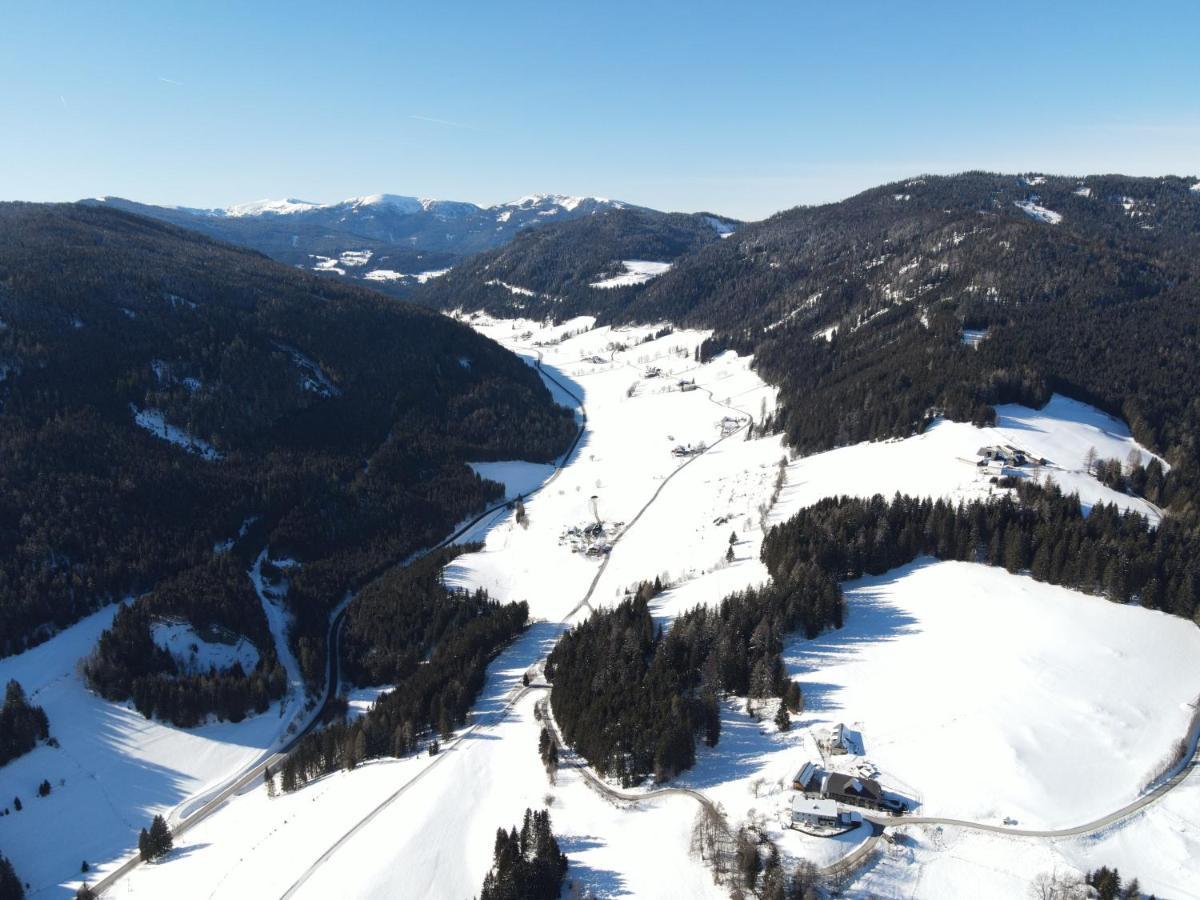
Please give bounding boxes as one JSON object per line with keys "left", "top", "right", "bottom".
{"left": 0, "top": 203, "right": 574, "bottom": 726}
{"left": 0, "top": 681, "right": 49, "bottom": 767}
{"left": 278, "top": 551, "right": 528, "bottom": 791}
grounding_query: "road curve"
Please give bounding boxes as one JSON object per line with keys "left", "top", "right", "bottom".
{"left": 865, "top": 754, "right": 1199, "bottom": 839}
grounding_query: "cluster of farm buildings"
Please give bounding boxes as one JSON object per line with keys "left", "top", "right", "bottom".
{"left": 788, "top": 725, "right": 904, "bottom": 832}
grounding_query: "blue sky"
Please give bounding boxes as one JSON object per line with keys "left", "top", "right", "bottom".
{"left": 2, "top": 1, "right": 1197, "bottom": 219}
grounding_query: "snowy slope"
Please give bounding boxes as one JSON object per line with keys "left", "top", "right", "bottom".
{"left": 151, "top": 621, "right": 260, "bottom": 674}
{"left": 0, "top": 605, "right": 295, "bottom": 896}
{"left": 589, "top": 260, "right": 672, "bottom": 289}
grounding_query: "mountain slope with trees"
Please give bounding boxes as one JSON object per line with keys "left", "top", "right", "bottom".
{"left": 416, "top": 171, "right": 1200, "bottom": 512}
{"left": 417, "top": 207, "right": 735, "bottom": 317}
{"left": 0, "top": 203, "right": 575, "bottom": 723}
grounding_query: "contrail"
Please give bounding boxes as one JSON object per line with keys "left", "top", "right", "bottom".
{"left": 158, "top": 76, "right": 183, "bottom": 86}
{"left": 409, "top": 114, "right": 476, "bottom": 130}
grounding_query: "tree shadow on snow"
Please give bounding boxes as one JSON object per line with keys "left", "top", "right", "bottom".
{"left": 677, "top": 702, "right": 783, "bottom": 790}
{"left": 557, "top": 835, "right": 627, "bottom": 899}
{"left": 470, "top": 620, "right": 564, "bottom": 724}
{"left": 781, "top": 560, "right": 929, "bottom": 717}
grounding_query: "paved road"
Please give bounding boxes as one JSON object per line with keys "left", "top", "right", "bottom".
{"left": 865, "top": 753, "right": 1199, "bottom": 839}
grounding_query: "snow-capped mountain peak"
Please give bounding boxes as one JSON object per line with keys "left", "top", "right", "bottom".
{"left": 502, "top": 193, "right": 620, "bottom": 213}
{"left": 224, "top": 198, "right": 322, "bottom": 218}
{"left": 345, "top": 194, "right": 425, "bottom": 214}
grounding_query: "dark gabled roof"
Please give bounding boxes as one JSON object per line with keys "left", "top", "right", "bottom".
{"left": 823, "top": 772, "right": 882, "bottom": 800}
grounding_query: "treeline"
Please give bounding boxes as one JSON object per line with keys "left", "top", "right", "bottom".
{"left": 83, "top": 602, "right": 286, "bottom": 727}
{"left": 547, "top": 575, "right": 829, "bottom": 785}
{"left": 479, "top": 809, "right": 568, "bottom": 900}
{"left": 761, "top": 485, "right": 1200, "bottom": 619}
{"left": 279, "top": 585, "right": 527, "bottom": 792}
{"left": 0, "top": 681, "right": 48, "bottom": 767}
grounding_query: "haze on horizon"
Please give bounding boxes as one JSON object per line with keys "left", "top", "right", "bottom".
{"left": 1, "top": 1, "right": 1197, "bottom": 221}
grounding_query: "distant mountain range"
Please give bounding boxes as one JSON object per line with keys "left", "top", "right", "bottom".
{"left": 82, "top": 193, "right": 739, "bottom": 296}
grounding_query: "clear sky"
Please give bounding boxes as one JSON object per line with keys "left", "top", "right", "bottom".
{"left": 2, "top": 1, "right": 1197, "bottom": 220}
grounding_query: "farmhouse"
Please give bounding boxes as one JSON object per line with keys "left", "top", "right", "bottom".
{"left": 821, "top": 772, "right": 884, "bottom": 810}
{"left": 791, "top": 797, "right": 838, "bottom": 828}
{"left": 976, "top": 445, "right": 1029, "bottom": 467}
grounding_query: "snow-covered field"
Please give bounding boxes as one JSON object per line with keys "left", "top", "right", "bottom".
{"left": 151, "top": 620, "right": 260, "bottom": 674}
{"left": 467, "top": 460, "right": 557, "bottom": 500}
{"left": 0, "top": 605, "right": 296, "bottom": 896}
{"left": 61, "top": 313, "right": 1200, "bottom": 898}
{"left": 589, "top": 259, "right": 672, "bottom": 289}
{"left": 1014, "top": 198, "right": 1064, "bottom": 224}
{"left": 130, "top": 405, "right": 222, "bottom": 460}
{"left": 787, "top": 560, "right": 1200, "bottom": 828}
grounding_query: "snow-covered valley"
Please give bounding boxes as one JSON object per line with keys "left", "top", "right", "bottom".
{"left": 20, "top": 314, "right": 1200, "bottom": 899}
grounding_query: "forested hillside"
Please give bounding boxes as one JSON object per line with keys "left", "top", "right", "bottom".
{"left": 0, "top": 204, "right": 575, "bottom": 723}
{"left": 417, "top": 207, "right": 735, "bottom": 316}
{"left": 417, "top": 172, "right": 1200, "bottom": 511}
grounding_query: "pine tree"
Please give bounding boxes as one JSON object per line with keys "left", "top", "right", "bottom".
{"left": 146, "top": 814, "right": 173, "bottom": 860}
{"left": 0, "top": 855, "right": 22, "bottom": 900}
{"left": 783, "top": 680, "right": 803, "bottom": 714}
{"left": 774, "top": 703, "right": 790, "bottom": 732}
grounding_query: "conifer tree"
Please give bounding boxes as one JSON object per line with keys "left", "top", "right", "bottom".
{"left": 774, "top": 703, "right": 790, "bottom": 732}
{"left": 0, "top": 855, "right": 21, "bottom": 900}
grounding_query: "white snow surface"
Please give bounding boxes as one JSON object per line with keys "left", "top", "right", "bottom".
{"left": 1014, "top": 199, "right": 1063, "bottom": 224}
{"left": 704, "top": 215, "right": 736, "bottom": 236}
{"left": 468, "top": 460, "right": 556, "bottom": 500}
{"left": 786, "top": 560, "right": 1200, "bottom": 827}
{"left": 103, "top": 315, "right": 1193, "bottom": 900}
{"left": 226, "top": 198, "right": 320, "bottom": 217}
{"left": 151, "top": 620, "right": 260, "bottom": 674}
{"left": 589, "top": 259, "right": 672, "bottom": 289}
{"left": 961, "top": 327, "right": 988, "bottom": 347}
{"left": 0, "top": 604, "right": 296, "bottom": 896}
{"left": 130, "top": 405, "right": 222, "bottom": 460}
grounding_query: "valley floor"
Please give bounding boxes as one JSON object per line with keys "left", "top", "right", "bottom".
{"left": 36, "top": 314, "right": 1200, "bottom": 898}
